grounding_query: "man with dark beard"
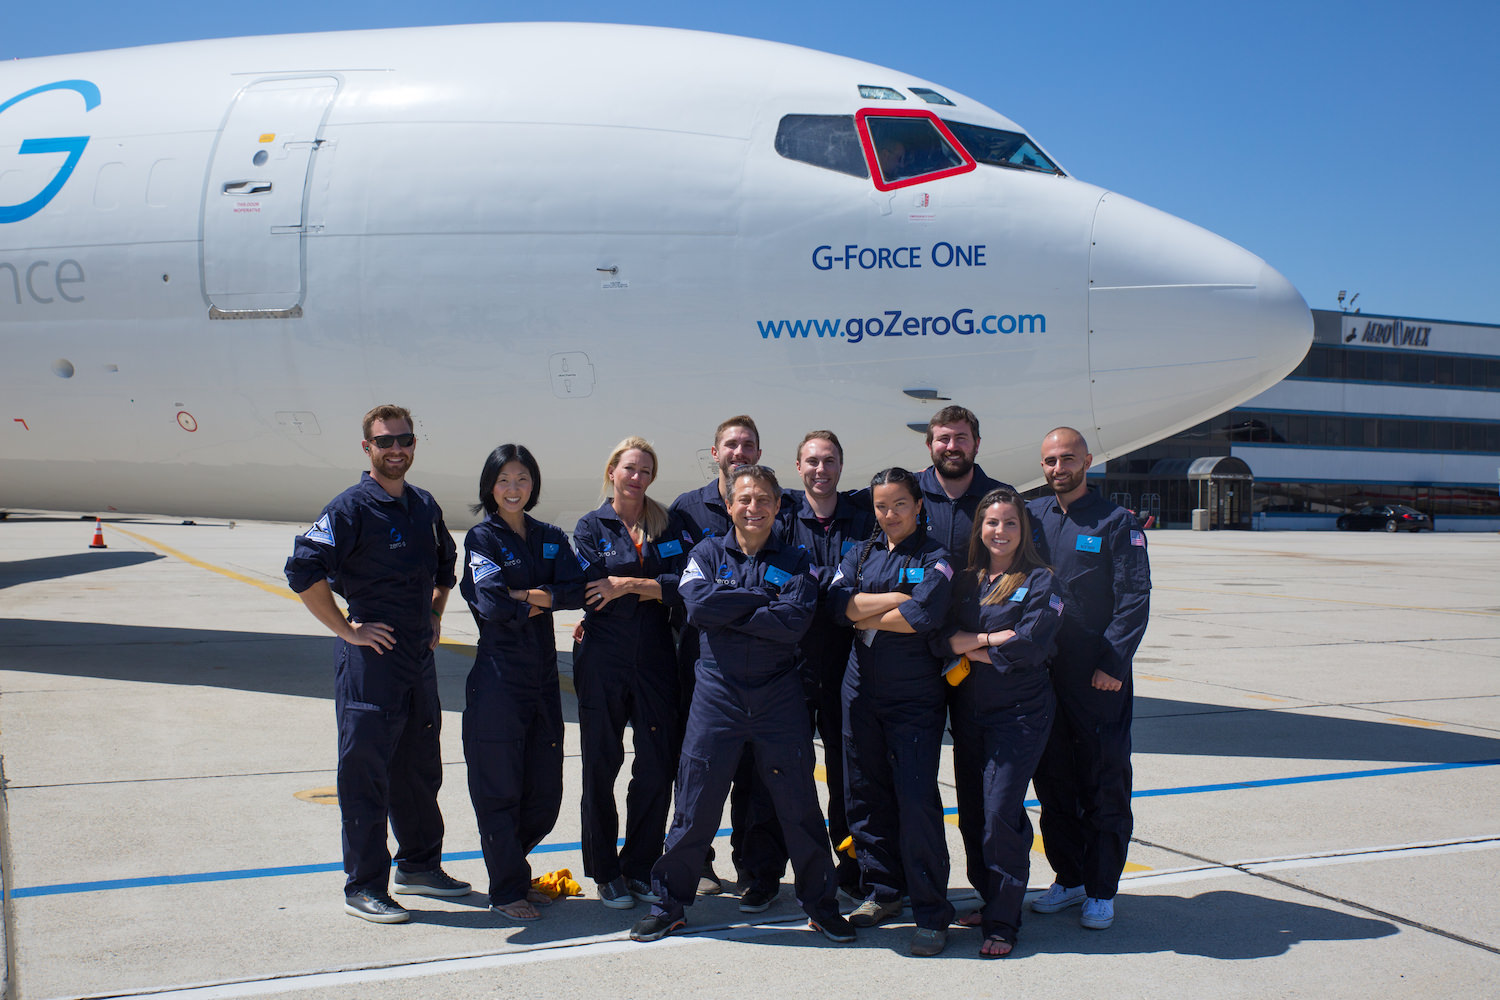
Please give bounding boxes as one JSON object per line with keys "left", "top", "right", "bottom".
{"left": 1025, "top": 427, "right": 1150, "bottom": 932}
{"left": 916, "top": 405, "right": 1015, "bottom": 574}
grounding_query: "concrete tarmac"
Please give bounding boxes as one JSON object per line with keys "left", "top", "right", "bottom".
{"left": 1, "top": 514, "right": 1497, "bottom": 999}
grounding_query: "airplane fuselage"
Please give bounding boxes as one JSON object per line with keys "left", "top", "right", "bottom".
{"left": 0, "top": 23, "right": 1311, "bottom": 526}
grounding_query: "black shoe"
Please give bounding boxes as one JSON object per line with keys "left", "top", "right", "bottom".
{"left": 630, "top": 913, "right": 686, "bottom": 942}
{"left": 344, "top": 889, "right": 410, "bottom": 923}
{"left": 626, "top": 878, "right": 660, "bottom": 903}
{"left": 739, "top": 886, "right": 778, "bottom": 913}
{"left": 809, "top": 912, "right": 857, "bottom": 943}
{"left": 392, "top": 867, "right": 472, "bottom": 898}
{"left": 597, "top": 876, "right": 635, "bottom": 910}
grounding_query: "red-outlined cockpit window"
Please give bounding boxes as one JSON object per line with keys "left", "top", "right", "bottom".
{"left": 855, "top": 108, "right": 976, "bottom": 191}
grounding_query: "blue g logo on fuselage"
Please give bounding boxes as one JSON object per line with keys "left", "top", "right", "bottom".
{"left": 0, "top": 80, "right": 100, "bottom": 224}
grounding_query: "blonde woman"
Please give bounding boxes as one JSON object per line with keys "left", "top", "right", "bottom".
{"left": 572, "top": 437, "right": 693, "bottom": 909}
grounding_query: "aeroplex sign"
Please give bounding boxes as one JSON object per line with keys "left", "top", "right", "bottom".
{"left": 1351, "top": 318, "right": 1433, "bottom": 349}
{"left": 0, "top": 80, "right": 100, "bottom": 223}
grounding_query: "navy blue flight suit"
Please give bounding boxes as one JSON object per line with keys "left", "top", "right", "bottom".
{"left": 459, "top": 513, "right": 585, "bottom": 906}
{"left": 776, "top": 489, "right": 876, "bottom": 889}
{"left": 572, "top": 501, "right": 692, "bottom": 887}
{"left": 915, "top": 464, "right": 1014, "bottom": 575}
{"left": 1027, "top": 490, "right": 1151, "bottom": 901}
{"left": 946, "top": 566, "right": 1064, "bottom": 942}
{"left": 284, "top": 472, "right": 457, "bottom": 897}
{"left": 830, "top": 530, "right": 957, "bottom": 931}
{"left": 669, "top": 481, "right": 788, "bottom": 891}
{"left": 646, "top": 533, "right": 842, "bottom": 927}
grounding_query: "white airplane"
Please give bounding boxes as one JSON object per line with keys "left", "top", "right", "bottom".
{"left": 0, "top": 22, "right": 1311, "bottom": 527}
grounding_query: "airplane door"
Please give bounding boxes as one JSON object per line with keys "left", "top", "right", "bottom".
{"left": 201, "top": 77, "right": 338, "bottom": 316}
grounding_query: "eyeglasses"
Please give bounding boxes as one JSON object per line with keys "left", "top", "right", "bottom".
{"left": 369, "top": 433, "right": 416, "bottom": 448}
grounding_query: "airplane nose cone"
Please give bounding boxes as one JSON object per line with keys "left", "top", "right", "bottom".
{"left": 1087, "top": 191, "right": 1312, "bottom": 455}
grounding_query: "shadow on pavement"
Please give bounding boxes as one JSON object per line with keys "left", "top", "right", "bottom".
{"left": 0, "top": 616, "right": 1493, "bottom": 765}
{"left": 0, "top": 551, "right": 165, "bottom": 589}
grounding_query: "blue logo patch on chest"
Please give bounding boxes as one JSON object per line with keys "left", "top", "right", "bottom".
{"left": 542, "top": 542, "right": 559, "bottom": 559}
{"left": 657, "top": 538, "right": 683, "bottom": 558}
{"left": 1075, "top": 534, "right": 1102, "bottom": 553}
{"left": 901, "top": 567, "right": 925, "bottom": 584}
{"left": 1009, "top": 586, "right": 1028, "bottom": 603}
{"left": 764, "top": 565, "right": 792, "bottom": 588}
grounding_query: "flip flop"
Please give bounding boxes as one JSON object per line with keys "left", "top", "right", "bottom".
{"left": 491, "top": 900, "right": 541, "bottom": 922}
{"left": 980, "top": 933, "right": 1014, "bottom": 959}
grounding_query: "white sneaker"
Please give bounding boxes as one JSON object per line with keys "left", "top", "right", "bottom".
{"left": 1030, "top": 882, "right": 1086, "bottom": 913}
{"left": 1080, "top": 896, "right": 1114, "bottom": 929}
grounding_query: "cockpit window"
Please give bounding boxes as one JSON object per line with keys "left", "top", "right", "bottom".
{"left": 856, "top": 109, "right": 975, "bottom": 190}
{"left": 942, "top": 120, "right": 1063, "bottom": 175}
{"left": 774, "top": 115, "right": 870, "bottom": 179}
{"left": 909, "top": 87, "right": 955, "bottom": 106}
{"left": 857, "top": 85, "right": 905, "bottom": 101}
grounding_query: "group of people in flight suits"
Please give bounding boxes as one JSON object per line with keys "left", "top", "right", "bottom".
{"left": 284, "top": 403, "right": 1151, "bottom": 960}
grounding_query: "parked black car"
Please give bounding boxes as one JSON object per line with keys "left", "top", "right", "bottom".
{"left": 1335, "top": 504, "right": 1433, "bottom": 532}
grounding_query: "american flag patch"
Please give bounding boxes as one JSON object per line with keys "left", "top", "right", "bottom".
{"left": 934, "top": 559, "right": 953, "bottom": 580}
{"left": 1130, "top": 530, "right": 1145, "bottom": 546}
{"left": 1049, "top": 594, "right": 1065, "bottom": 613}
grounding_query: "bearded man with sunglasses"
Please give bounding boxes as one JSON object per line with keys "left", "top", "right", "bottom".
{"left": 285, "top": 404, "right": 470, "bottom": 923}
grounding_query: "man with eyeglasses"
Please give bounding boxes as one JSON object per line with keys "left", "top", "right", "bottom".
{"left": 285, "top": 404, "right": 470, "bottom": 923}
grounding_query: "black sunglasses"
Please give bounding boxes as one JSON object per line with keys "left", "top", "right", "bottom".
{"left": 369, "top": 433, "right": 416, "bottom": 448}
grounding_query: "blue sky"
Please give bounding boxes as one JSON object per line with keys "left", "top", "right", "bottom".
{"left": 7, "top": 1, "right": 1498, "bottom": 324}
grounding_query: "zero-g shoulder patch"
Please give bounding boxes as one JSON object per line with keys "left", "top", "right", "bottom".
{"left": 680, "top": 559, "right": 706, "bottom": 586}
{"left": 304, "top": 514, "right": 335, "bottom": 546}
{"left": 469, "top": 551, "right": 502, "bottom": 584}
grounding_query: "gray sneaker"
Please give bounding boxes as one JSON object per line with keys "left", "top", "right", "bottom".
{"left": 848, "top": 898, "right": 902, "bottom": 927}
{"left": 598, "top": 876, "right": 636, "bottom": 909}
{"left": 392, "top": 867, "right": 472, "bottom": 898}
{"left": 1030, "top": 882, "right": 1086, "bottom": 913}
{"left": 344, "top": 889, "right": 410, "bottom": 923}
{"left": 1080, "top": 896, "right": 1115, "bottom": 929}
{"left": 697, "top": 862, "right": 725, "bottom": 896}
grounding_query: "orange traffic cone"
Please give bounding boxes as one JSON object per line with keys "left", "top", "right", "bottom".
{"left": 89, "top": 517, "right": 107, "bottom": 549}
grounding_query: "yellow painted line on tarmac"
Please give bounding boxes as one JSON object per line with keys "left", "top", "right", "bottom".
{"left": 108, "top": 524, "right": 299, "bottom": 602}
{"left": 108, "top": 523, "right": 483, "bottom": 653}
{"left": 1136, "top": 674, "right": 1170, "bottom": 682}
{"left": 1389, "top": 717, "right": 1444, "bottom": 728}
{"left": 1246, "top": 694, "right": 1288, "bottom": 703}
{"left": 1157, "top": 584, "right": 1500, "bottom": 617}
{"left": 813, "top": 764, "right": 828, "bottom": 784}
{"left": 293, "top": 786, "right": 338, "bottom": 805}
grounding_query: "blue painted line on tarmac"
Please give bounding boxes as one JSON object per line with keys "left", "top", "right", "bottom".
{"left": 14, "top": 760, "right": 1500, "bottom": 899}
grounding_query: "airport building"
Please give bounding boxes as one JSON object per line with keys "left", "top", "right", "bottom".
{"left": 1086, "top": 308, "right": 1500, "bottom": 531}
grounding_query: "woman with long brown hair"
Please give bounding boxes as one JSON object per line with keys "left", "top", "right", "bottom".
{"left": 945, "top": 488, "right": 1066, "bottom": 957}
